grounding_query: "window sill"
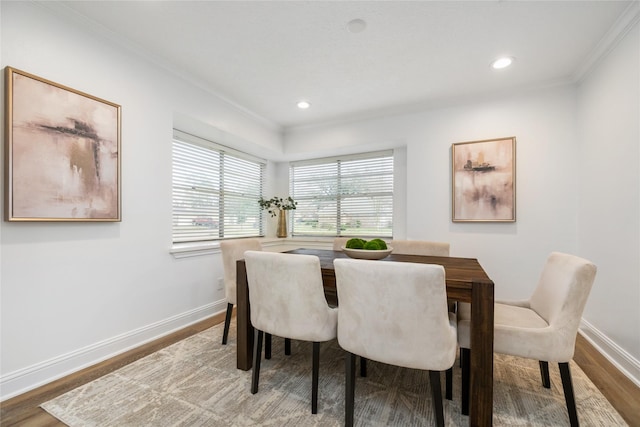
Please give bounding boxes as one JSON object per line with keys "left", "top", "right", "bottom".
{"left": 170, "top": 241, "right": 222, "bottom": 259}
{"left": 170, "top": 237, "right": 336, "bottom": 259}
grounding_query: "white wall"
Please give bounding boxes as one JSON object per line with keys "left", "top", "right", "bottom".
{"left": 0, "top": 2, "right": 282, "bottom": 399}
{"left": 576, "top": 21, "right": 640, "bottom": 381}
{"left": 285, "top": 23, "right": 640, "bottom": 382}
{"left": 286, "top": 86, "right": 580, "bottom": 299}
{"left": 1, "top": 1, "right": 639, "bottom": 400}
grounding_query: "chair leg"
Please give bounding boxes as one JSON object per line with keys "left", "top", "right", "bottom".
{"left": 345, "top": 352, "right": 357, "bottom": 427}
{"left": 360, "top": 357, "right": 367, "bottom": 377}
{"left": 445, "top": 367, "right": 453, "bottom": 400}
{"left": 559, "top": 362, "right": 580, "bottom": 427}
{"left": 285, "top": 338, "right": 292, "bottom": 355}
{"left": 429, "top": 370, "right": 445, "bottom": 427}
{"left": 221, "top": 303, "right": 233, "bottom": 345}
{"left": 461, "top": 348, "right": 470, "bottom": 416}
{"left": 539, "top": 361, "right": 551, "bottom": 388}
{"left": 265, "top": 333, "right": 272, "bottom": 359}
{"left": 312, "top": 342, "right": 320, "bottom": 414}
{"left": 251, "top": 330, "right": 263, "bottom": 394}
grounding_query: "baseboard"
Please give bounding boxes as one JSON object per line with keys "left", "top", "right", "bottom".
{"left": 580, "top": 319, "right": 640, "bottom": 388}
{"left": 0, "top": 300, "right": 226, "bottom": 401}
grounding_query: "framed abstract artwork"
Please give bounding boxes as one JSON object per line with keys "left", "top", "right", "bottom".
{"left": 4, "top": 67, "right": 121, "bottom": 221}
{"left": 452, "top": 137, "right": 516, "bottom": 222}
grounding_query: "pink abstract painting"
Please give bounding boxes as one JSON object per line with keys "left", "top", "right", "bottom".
{"left": 452, "top": 137, "right": 515, "bottom": 222}
{"left": 6, "top": 68, "right": 121, "bottom": 221}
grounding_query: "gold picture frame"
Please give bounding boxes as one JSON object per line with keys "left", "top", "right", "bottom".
{"left": 4, "top": 67, "right": 121, "bottom": 221}
{"left": 452, "top": 137, "right": 516, "bottom": 222}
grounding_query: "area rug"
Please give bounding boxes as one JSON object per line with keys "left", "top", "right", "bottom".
{"left": 42, "top": 319, "right": 627, "bottom": 426}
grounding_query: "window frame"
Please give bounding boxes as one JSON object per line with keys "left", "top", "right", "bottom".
{"left": 171, "top": 129, "right": 266, "bottom": 243}
{"left": 289, "top": 150, "right": 394, "bottom": 238}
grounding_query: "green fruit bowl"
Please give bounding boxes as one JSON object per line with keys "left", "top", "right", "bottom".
{"left": 342, "top": 246, "right": 393, "bottom": 260}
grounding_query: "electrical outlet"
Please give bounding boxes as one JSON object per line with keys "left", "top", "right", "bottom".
{"left": 217, "top": 277, "right": 224, "bottom": 291}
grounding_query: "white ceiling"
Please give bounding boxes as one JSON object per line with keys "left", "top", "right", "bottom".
{"left": 52, "top": 1, "right": 634, "bottom": 130}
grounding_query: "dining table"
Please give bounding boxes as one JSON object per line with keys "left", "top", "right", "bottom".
{"left": 236, "top": 248, "right": 495, "bottom": 427}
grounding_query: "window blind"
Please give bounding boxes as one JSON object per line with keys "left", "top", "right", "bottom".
{"left": 172, "top": 131, "right": 265, "bottom": 242}
{"left": 290, "top": 150, "right": 393, "bottom": 237}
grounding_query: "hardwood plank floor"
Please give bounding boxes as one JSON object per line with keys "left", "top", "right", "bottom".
{"left": 0, "top": 312, "right": 226, "bottom": 427}
{"left": 2, "top": 315, "right": 638, "bottom": 426}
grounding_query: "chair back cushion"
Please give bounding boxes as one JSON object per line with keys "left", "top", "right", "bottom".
{"left": 244, "top": 251, "right": 337, "bottom": 342}
{"left": 529, "top": 252, "right": 597, "bottom": 346}
{"left": 390, "top": 240, "right": 450, "bottom": 257}
{"left": 220, "top": 239, "right": 262, "bottom": 305}
{"left": 333, "top": 237, "right": 350, "bottom": 251}
{"left": 334, "top": 259, "right": 456, "bottom": 371}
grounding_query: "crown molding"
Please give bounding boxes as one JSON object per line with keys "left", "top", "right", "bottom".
{"left": 572, "top": 1, "right": 640, "bottom": 83}
{"left": 31, "top": 1, "right": 282, "bottom": 133}
{"left": 283, "top": 76, "right": 575, "bottom": 135}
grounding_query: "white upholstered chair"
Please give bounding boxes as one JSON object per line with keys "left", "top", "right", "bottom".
{"left": 244, "top": 251, "right": 338, "bottom": 414}
{"left": 334, "top": 258, "right": 457, "bottom": 427}
{"left": 333, "top": 237, "right": 350, "bottom": 251}
{"left": 457, "top": 252, "right": 597, "bottom": 426}
{"left": 390, "top": 239, "right": 450, "bottom": 257}
{"left": 220, "top": 239, "right": 263, "bottom": 345}
{"left": 390, "top": 239, "right": 455, "bottom": 315}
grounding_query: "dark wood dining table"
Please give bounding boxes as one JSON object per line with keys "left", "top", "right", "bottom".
{"left": 236, "top": 248, "right": 495, "bottom": 426}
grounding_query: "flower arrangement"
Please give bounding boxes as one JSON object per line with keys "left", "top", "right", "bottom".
{"left": 258, "top": 196, "right": 297, "bottom": 217}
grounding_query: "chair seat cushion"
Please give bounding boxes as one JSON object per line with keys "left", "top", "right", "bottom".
{"left": 457, "top": 302, "right": 577, "bottom": 361}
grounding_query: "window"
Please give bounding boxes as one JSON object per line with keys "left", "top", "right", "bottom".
{"left": 290, "top": 150, "right": 393, "bottom": 237}
{"left": 172, "top": 130, "right": 265, "bottom": 243}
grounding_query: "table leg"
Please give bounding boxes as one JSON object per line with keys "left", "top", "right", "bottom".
{"left": 470, "top": 279, "right": 494, "bottom": 426}
{"left": 237, "top": 260, "right": 253, "bottom": 370}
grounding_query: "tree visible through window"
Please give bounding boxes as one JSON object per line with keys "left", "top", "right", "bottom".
{"left": 172, "top": 130, "right": 265, "bottom": 242}
{"left": 290, "top": 151, "right": 393, "bottom": 237}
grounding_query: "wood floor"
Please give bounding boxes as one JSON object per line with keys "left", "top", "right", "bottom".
{"left": 2, "top": 313, "right": 639, "bottom": 426}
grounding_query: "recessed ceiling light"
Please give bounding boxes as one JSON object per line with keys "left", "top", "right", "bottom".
{"left": 297, "top": 100, "right": 311, "bottom": 109}
{"left": 491, "top": 57, "right": 514, "bottom": 70}
{"left": 347, "top": 19, "right": 367, "bottom": 33}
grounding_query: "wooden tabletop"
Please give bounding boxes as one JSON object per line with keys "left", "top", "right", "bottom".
{"left": 285, "top": 248, "right": 492, "bottom": 303}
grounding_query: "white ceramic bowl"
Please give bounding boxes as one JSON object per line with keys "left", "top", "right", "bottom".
{"left": 342, "top": 246, "right": 393, "bottom": 260}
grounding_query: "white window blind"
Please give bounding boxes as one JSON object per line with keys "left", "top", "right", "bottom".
{"left": 172, "top": 131, "right": 265, "bottom": 242}
{"left": 290, "top": 150, "right": 393, "bottom": 237}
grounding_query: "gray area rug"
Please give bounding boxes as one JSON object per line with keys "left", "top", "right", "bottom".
{"left": 42, "top": 319, "right": 627, "bottom": 426}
